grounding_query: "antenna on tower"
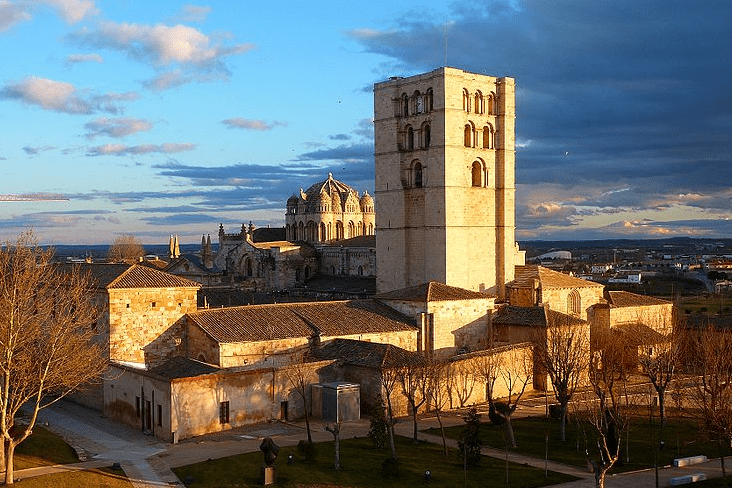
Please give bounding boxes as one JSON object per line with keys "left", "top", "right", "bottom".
{"left": 444, "top": 20, "right": 448, "bottom": 67}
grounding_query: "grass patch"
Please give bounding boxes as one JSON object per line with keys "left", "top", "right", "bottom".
{"left": 173, "top": 435, "right": 579, "bottom": 488}
{"left": 14, "top": 426, "right": 79, "bottom": 470}
{"left": 14, "top": 466, "right": 133, "bottom": 487}
{"left": 424, "top": 414, "right": 730, "bottom": 475}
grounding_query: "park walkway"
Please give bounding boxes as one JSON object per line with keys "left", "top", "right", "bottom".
{"left": 12, "top": 400, "right": 729, "bottom": 487}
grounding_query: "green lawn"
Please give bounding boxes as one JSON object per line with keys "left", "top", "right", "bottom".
{"left": 424, "top": 414, "right": 730, "bottom": 475}
{"left": 14, "top": 425, "right": 80, "bottom": 470}
{"left": 14, "top": 467, "right": 133, "bottom": 488}
{"left": 173, "top": 435, "right": 579, "bottom": 488}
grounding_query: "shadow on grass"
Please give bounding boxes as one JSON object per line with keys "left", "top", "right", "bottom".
{"left": 173, "top": 435, "right": 578, "bottom": 488}
{"left": 424, "top": 414, "right": 731, "bottom": 475}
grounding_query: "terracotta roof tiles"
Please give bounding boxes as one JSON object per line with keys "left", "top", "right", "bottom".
{"left": 510, "top": 265, "right": 603, "bottom": 290}
{"left": 376, "top": 281, "right": 495, "bottom": 302}
{"left": 606, "top": 291, "right": 670, "bottom": 308}
{"left": 188, "top": 300, "right": 417, "bottom": 344}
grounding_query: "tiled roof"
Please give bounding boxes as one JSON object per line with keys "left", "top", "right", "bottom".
{"left": 310, "top": 338, "right": 423, "bottom": 369}
{"left": 61, "top": 263, "right": 201, "bottom": 290}
{"left": 147, "top": 356, "right": 221, "bottom": 380}
{"left": 376, "top": 281, "right": 495, "bottom": 302}
{"left": 606, "top": 291, "right": 670, "bottom": 308}
{"left": 492, "top": 305, "right": 587, "bottom": 327}
{"left": 188, "top": 300, "right": 416, "bottom": 344}
{"left": 510, "top": 265, "right": 604, "bottom": 290}
{"left": 108, "top": 264, "right": 201, "bottom": 289}
{"left": 321, "top": 235, "right": 375, "bottom": 248}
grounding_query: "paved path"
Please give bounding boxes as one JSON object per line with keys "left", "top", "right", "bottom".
{"left": 13, "top": 401, "right": 730, "bottom": 487}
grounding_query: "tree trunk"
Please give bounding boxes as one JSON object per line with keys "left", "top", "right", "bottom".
{"left": 656, "top": 387, "right": 666, "bottom": 427}
{"left": 719, "top": 439, "right": 727, "bottom": 486}
{"left": 411, "top": 401, "right": 419, "bottom": 443}
{"left": 5, "top": 441, "right": 15, "bottom": 485}
{"left": 435, "top": 408, "right": 448, "bottom": 455}
{"left": 560, "top": 402, "right": 568, "bottom": 442}
{"left": 385, "top": 396, "right": 397, "bottom": 459}
{"left": 304, "top": 410, "right": 312, "bottom": 443}
{"left": 505, "top": 415, "right": 516, "bottom": 448}
{"left": 333, "top": 429, "right": 341, "bottom": 470}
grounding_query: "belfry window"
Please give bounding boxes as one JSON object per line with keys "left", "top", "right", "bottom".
{"left": 423, "top": 124, "right": 431, "bottom": 148}
{"left": 407, "top": 126, "right": 414, "bottom": 150}
{"left": 413, "top": 162, "right": 423, "bottom": 188}
{"left": 464, "top": 124, "right": 472, "bottom": 147}
{"left": 471, "top": 161, "right": 483, "bottom": 187}
{"left": 402, "top": 93, "right": 409, "bottom": 117}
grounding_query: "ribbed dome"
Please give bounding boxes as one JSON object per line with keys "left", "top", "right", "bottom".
{"left": 360, "top": 191, "right": 374, "bottom": 209}
{"left": 287, "top": 194, "right": 299, "bottom": 206}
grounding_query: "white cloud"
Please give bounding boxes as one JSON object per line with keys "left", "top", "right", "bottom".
{"left": 72, "top": 21, "right": 254, "bottom": 68}
{"left": 84, "top": 117, "right": 153, "bottom": 139}
{"left": 33, "top": 0, "right": 97, "bottom": 24}
{"left": 0, "top": 76, "right": 138, "bottom": 114}
{"left": 87, "top": 142, "right": 196, "bottom": 156}
{"left": 66, "top": 52, "right": 103, "bottom": 64}
{"left": 174, "top": 4, "right": 212, "bottom": 23}
{"left": 221, "top": 117, "right": 285, "bottom": 131}
{"left": 0, "top": 1, "right": 30, "bottom": 32}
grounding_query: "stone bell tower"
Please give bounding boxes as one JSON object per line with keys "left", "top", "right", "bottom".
{"left": 374, "top": 67, "right": 518, "bottom": 299}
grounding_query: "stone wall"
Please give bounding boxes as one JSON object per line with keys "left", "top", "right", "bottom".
{"left": 319, "top": 246, "right": 376, "bottom": 277}
{"left": 108, "top": 287, "right": 197, "bottom": 366}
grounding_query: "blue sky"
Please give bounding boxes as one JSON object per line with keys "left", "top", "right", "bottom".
{"left": 0, "top": 0, "right": 730, "bottom": 245}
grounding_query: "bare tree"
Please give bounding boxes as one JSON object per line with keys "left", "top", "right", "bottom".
{"left": 470, "top": 349, "right": 501, "bottom": 421}
{"left": 378, "top": 360, "right": 400, "bottom": 459}
{"left": 424, "top": 357, "right": 450, "bottom": 455}
{"left": 282, "top": 351, "right": 314, "bottom": 443}
{"left": 583, "top": 330, "right": 631, "bottom": 488}
{"left": 494, "top": 345, "right": 532, "bottom": 448}
{"left": 534, "top": 314, "right": 590, "bottom": 441}
{"left": 447, "top": 360, "right": 476, "bottom": 409}
{"left": 107, "top": 234, "right": 145, "bottom": 264}
{"left": 0, "top": 231, "right": 107, "bottom": 484}
{"left": 637, "top": 327, "right": 677, "bottom": 428}
{"left": 324, "top": 422, "right": 342, "bottom": 470}
{"left": 396, "top": 355, "right": 428, "bottom": 443}
{"left": 686, "top": 322, "right": 732, "bottom": 484}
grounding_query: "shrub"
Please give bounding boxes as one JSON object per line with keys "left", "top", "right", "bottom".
{"left": 457, "top": 407, "right": 482, "bottom": 466}
{"left": 368, "top": 394, "right": 389, "bottom": 450}
{"left": 381, "top": 457, "right": 401, "bottom": 478}
{"left": 297, "top": 439, "right": 317, "bottom": 462}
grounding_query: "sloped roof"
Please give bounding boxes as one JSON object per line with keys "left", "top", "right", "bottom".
{"left": 107, "top": 264, "right": 201, "bottom": 289}
{"left": 321, "top": 235, "right": 375, "bottom": 248}
{"left": 606, "top": 290, "right": 670, "bottom": 308}
{"left": 63, "top": 263, "right": 201, "bottom": 290}
{"left": 492, "top": 305, "right": 587, "bottom": 328}
{"left": 376, "top": 281, "right": 495, "bottom": 302}
{"left": 510, "top": 265, "right": 604, "bottom": 290}
{"left": 188, "top": 300, "right": 416, "bottom": 344}
{"left": 147, "top": 356, "right": 221, "bottom": 380}
{"left": 310, "top": 338, "right": 423, "bottom": 369}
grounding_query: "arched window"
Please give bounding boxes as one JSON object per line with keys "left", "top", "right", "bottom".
{"left": 402, "top": 93, "right": 409, "bottom": 117}
{"left": 483, "top": 125, "right": 494, "bottom": 149}
{"left": 413, "top": 161, "right": 423, "bottom": 188}
{"left": 426, "top": 88, "right": 433, "bottom": 111}
{"left": 297, "top": 222, "right": 304, "bottom": 241}
{"left": 348, "top": 221, "right": 355, "bottom": 238}
{"left": 336, "top": 221, "right": 344, "bottom": 240}
{"left": 568, "top": 289, "right": 581, "bottom": 316}
{"left": 368, "top": 223, "right": 374, "bottom": 235}
{"left": 407, "top": 126, "right": 414, "bottom": 150}
{"left": 414, "top": 90, "right": 423, "bottom": 113}
{"left": 488, "top": 93, "right": 496, "bottom": 115}
{"left": 358, "top": 265, "right": 363, "bottom": 276}
{"left": 422, "top": 123, "right": 431, "bottom": 149}
{"left": 471, "top": 161, "right": 483, "bottom": 187}
{"left": 464, "top": 124, "right": 473, "bottom": 147}
{"left": 319, "top": 222, "right": 326, "bottom": 242}
{"left": 286, "top": 223, "right": 291, "bottom": 240}
{"left": 475, "top": 91, "right": 483, "bottom": 114}
{"left": 462, "top": 88, "right": 470, "bottom": 112}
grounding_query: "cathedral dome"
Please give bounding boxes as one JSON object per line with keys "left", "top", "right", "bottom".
{"left": 360, "top": 191, "right": 374, "bottom": 212}
{"left": 302, "top": 173, "right": 358, "bottom": 203}
{"left": 287, "top": 194, "right": 299, "bottom": 206}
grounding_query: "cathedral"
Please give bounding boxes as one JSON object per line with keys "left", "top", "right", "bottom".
{"left": 79, "top": 67, "right": 672, "bottom": 442}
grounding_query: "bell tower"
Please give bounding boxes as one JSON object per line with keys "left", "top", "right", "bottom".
{"left": 374, "top": 67, "right": 518, "bottom": 298}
